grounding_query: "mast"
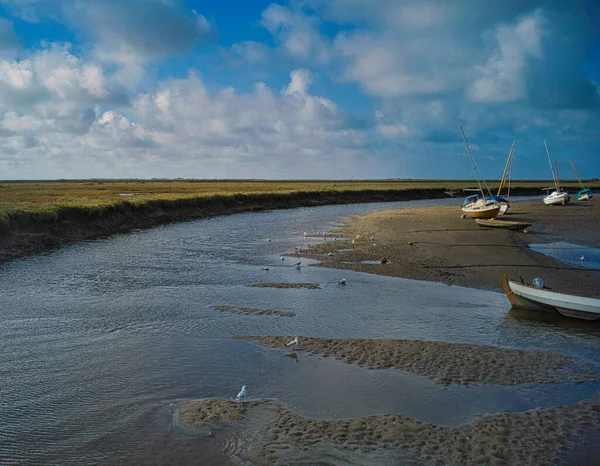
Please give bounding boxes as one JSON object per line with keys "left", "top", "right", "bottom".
{"left": 555, "top": 161, "right": 560, "bottom": 191}
{"left": 507, "top": 150, "right": 513, "bottom": 200}
{"left": 460, "top": 126, "right": 493, "bottom": 199}
{"left": 569, "top": 158, "right": 585, "bottom": 190}
{"left": 497, "top": 141, "right": 515, "bottom": 196}
{"left": 544, "top": 140, "right": 558, "bottom": 190}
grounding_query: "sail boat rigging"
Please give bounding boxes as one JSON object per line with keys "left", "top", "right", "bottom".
{"left": 542, "top": 140, "right": 570, "bottom": 206}
{"left": 569, "top": 158, "right": 593, "bottom": 201}
{"left": 489, "top": 141, "right": 515, "bottom": 215}
{"left": 460, "top": 126, "right": 501, "bottom": 219}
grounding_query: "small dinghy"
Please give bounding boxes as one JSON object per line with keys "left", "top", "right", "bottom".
{"left": 502, "top": 274, "right": 600, "bottom": 320}
{"left": 475, "top": 219, "right": 531, "bottom": 231}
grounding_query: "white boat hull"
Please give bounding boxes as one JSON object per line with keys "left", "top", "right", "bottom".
{"left": 577, "top": 193, "right": 592, "bottom": 201}
{"left": 498, "top": 203, "right": 509, "bottom": 215}
{"left": 462, "top": 199, "right": 501, "bottom": 219}
{"left": 543, "top": 191, "right": 570, "bottom": 205}
{"left": 503, "top": 275, "right": 600, "bottom": 320}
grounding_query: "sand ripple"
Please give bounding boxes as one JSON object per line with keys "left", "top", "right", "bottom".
{"left": 178, "top": 398, "right": 600, "bottom": 466}
{"left": 211, "top": 305, "right": 295, "bottom": 317}
{"left": 247, "top": 282, "right": 321, "bottom": 289}
{"left": 238, "top": 336, "right": 597, "bottom": 385}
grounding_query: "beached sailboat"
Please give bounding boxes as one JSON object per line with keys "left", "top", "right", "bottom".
{"left": 569, "top": 158, "right": 593, "bottom": 201}
{"left": 542, "top": 141, "right": 570, "bottom": 206}
{"left": 502, "top": 274, "right": 600, "bottom": 320}
{"left": 459, "top": 127, "right": 501, "bottom": 219}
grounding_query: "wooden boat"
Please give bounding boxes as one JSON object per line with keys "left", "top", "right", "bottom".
{"left": 475, "top": 219, "right": 531, "bottom": 230}
{"left": 459, "top": 127, "right": 501, "bottom": 219}
{"left": 542, "top": 141, "right": 570, "bottom": 206}
{"left": 502, "top": 274, "right": 600, "bottom": 320}
{"left": 569, "top": 158, "right": 594, "bottom": 201}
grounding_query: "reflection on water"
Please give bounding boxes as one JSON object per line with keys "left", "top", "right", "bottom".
{"left": 1, "top": 197, "right": 599, "bottom": 464}
{"left": 529, "top": 241, "right": 600, "bottom": 269}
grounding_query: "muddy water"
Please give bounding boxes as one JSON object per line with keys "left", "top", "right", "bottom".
{"left": 1, "top": 197, "right": 599, "bottom": 464}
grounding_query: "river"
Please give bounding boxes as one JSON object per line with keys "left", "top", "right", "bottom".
{"left": 1, "top": 198, "right": 599, "bottom": 464}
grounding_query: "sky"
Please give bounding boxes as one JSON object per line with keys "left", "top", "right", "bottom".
{"left": 0, "top": 0, "right": 599, "bottom": 180}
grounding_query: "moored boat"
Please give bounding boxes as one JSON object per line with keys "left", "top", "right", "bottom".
{"left": 569, "top": 158, "right": 594, "bottom": 201}
{"left": 459, "top": 127, "right": 501, "bottom": 219}
{"left": 542, "top": 141, "right": 570, "bottom": 206}
{"left": 475, "top": 219, "right": 531, "bottom": 230}
{"left": 502, "top": 274, "right": 600, "bottom": 320}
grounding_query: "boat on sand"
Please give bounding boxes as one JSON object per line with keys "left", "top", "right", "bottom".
{"left": 502, "top": 274, "right": 600, "bottom": 320}
{"left": 475, "top": 219, "right": 531, "bottom": 231}
{"left": 459, "top": 127, "right": 501, "bottom": 219}
{"left": 542, "top": 141, "right": 570, "bottom": 206}
{"left": 569, "top": 158, "right": 594, "bottom": 201}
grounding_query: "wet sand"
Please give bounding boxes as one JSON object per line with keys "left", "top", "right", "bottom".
{"left": 237, "top": 336, "right": 597, "bottom": 385}
{"left": 247, "top": 282, "right": 321, "bottom": 289}
{"left": 301, "top": 200, "right": 600, "bottom": 296}
{"left": 178, "top": 397, "right": 600, "bottom": 466}
{"left": 210, "top": 305, "right": 296, "bottom": 317}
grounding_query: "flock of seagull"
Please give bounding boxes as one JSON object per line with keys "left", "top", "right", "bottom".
{"left": 232, "top": 230, "right": 361, "bottom": 403}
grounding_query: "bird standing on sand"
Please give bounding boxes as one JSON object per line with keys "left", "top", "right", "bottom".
{"left": 295, "top": 261, "right": 301, "bottom": 268}
{"left": 287, "top": 336, "right": 299, "bottom": 346}
{"left": 280, "top": 256, "right": 285, "bottom": 261}
{"left": 339, "top": 278, "right": 346, "bottom": 285}
{"left": 235, "top": 385, "right": 247, "bottom": 403}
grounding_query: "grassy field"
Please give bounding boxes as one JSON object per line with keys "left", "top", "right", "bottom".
{"left": 1, "top": 179, "right": 598, "bottom": 218}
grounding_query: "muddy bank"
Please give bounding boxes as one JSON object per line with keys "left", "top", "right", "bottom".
{"left": 237, "top": 336, "right": 596, "bottom": 385}
{"left": 0, "top": 188, "right": 452, "bottom": 264}
{"left": 302, "top": 200, "right": 600, "bottom": 295}
{"left": 178, "top": 397, "right": 600, "bottom": 465}
{"left": 247, "top": 282, "right": 321, "bottom": 289}
{"left": 210, "top": 305, "right": 295, "bottom": 317}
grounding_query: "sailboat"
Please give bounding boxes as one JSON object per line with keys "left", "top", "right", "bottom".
{"left": 569, "top": 158, "right": 593, "bottom": 201}
{"left": 489, "top": 141, "right": 515, "bottom": 215}
{"left": 460, "top": 127, "right": 501, "bottom": 219}
{"left": 542, "top": 140, "right": 570, "bottom": 206}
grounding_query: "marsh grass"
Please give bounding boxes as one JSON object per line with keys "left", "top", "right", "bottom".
{"left": 0, "top": 179, "right": 597, "bottom": 219}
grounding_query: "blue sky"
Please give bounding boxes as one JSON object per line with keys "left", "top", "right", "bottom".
{"left": 0, "top": 0, "right": 598, "bottom": 180}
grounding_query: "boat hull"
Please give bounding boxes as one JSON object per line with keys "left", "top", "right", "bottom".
{"left": 475, "top": 219, "right": 531, "bottom": 230}
{"left": 498, "top": 203, "right": 509, "bottom": 215}
{"left": 543, "top": 191, "right": 570, "bottom": 205}
{"left": 502, "top": 275, "right": 600, "bottom": 320}
{"left": 462, "top": 199, "right": 501, "bottom": 219}
{"left": 577, "top": 193, "right": 593, "bottom": 201}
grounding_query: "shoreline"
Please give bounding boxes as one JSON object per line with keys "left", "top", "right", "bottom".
{"left": 300, "top": 200, "right": 600, "bottom": 296}
{"left": 0, "top": 187, "right": 561, "bottom": 266}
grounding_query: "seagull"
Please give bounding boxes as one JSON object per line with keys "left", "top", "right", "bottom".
{"left": 303, "top": 232, "right": 307, "bottom": 236}
{"left": 235, "top": 385, "right": 247, "bottom": 403}
{"left": 356, "top": 235, "right": 361, "bottom": 239}
{"left": 295, "top": 261, "right": 301, "bottom": 266}
{"left": 327, "top": 252, "right": 333, "bottom": 256}
{"left": 339, "top": 278, "right": 346, "bottom": 285}
{"left": 370, "top": 236, "right": 374, "bottom": 241}
{"left": 267, "top": 238, "right": 272, "bottom": 242}
{"left": 280, "top": 256, "right": 285, "bottom": 261}
{"left": 263, "top": 266, "right": 269, "bottom": 271}
{"left": 460, "top": 214, "right": 466, "bottom": 219}
{"left": 351, "top": 239, "right": 355, "bottom": 244}
{"left": 287, "top": 336, "right": 299, "bottom": 346}
{"left": 580, "top": 255, "right": 585, "bottom": 262}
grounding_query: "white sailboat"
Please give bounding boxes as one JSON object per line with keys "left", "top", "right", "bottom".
{"left": 542, "top": 140, "right": 570, "bottom": 206}
{"left": 460, "top": 127, "right": 501, "bottom": 219}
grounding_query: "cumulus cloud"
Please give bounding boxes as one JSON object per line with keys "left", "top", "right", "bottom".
{"left": 259, "top": 3, "right": 331, "bottom": 63}
{"left": 0, "top": 0, "right": 217, "bottom": 88}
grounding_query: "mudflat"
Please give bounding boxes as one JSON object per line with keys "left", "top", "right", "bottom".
{"left": 303, "top": 200, "right": 600, "bottom": 296}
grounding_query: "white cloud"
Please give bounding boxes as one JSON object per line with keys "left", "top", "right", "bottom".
{"left": 259, "top": 3, "right": 331, "bottom": 63}
{"left": 469, "top": 10, "right": 545, "bottom": 103}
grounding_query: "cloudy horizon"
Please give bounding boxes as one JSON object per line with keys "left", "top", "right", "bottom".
{"left": 0, "top": 0, "right": 598, "bottom": 180}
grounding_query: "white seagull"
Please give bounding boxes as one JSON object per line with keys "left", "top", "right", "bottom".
{"left": 263, "top": 266, "right": 269, "bottom": 271}
{"left": 280, "top": 256, "right": 285, "bottom": 261}
{"left": 339, "top": 278, "right": 346, "bottom": 285}
{"left": 580, "top": 255, "right": 585, "bottom": 262}
{"left": 287, "top": 336, "right": 299, "bottom": 346}
{"left": 295, "top": 261, "right": 301, "bottom": 267}
{"left": 235, "top": 385, "right": 247, "bottom": 403}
